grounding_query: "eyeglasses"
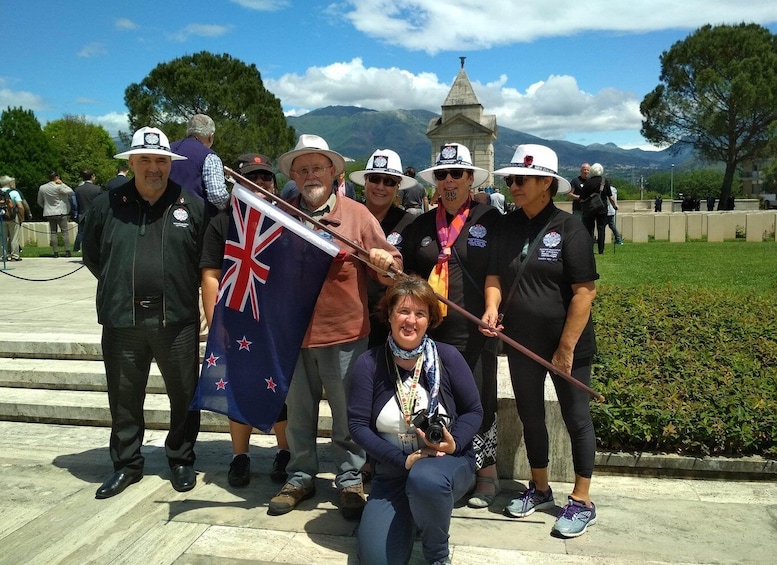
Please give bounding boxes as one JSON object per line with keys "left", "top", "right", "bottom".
{"left": 433, "top": 169, "right": 466, "bottom": 181}
{"left": 245, "top": 170, "right": 274, "bottom": 182}
{"left": 291, "top": 165, "right": 332, "bottom": 177}
{"left": 366, "top": 174, "right": 399, "bottom": 187}
{"left": 504, "top": 175, "right": 533, "bottom": 187}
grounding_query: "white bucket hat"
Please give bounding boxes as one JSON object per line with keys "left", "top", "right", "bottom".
{"left": 418, "top": 143, "right": 489, "bottom": 189}
{"left": 494, "top": 144, "right": 571, "bottom": 194}
{"left": 349, "top": 149, "right": 416, "bottom": 190}
{"left": 277, "top": 134, "right": 346, "bottom": 177}
{"left": 114, "top": 127, "right": 187, "bottom": 161}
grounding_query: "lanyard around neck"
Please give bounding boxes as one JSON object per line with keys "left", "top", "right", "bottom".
{"left": 393, "top": 354, "right": 425, "bottom": 428}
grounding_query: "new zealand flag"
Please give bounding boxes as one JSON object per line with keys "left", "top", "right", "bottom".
{"left": 191, "top": 185, "right": 340, "bottom": 432}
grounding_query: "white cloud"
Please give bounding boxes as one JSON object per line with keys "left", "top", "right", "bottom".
{"left": 0, "top": 83, "right": 47, "bottom": 112}
{"left": 340, "top": 0, "right": 777, "bottom": 54}
{"left": 84, "top": 112, "right": 130, "bottom": 138}
{"left": 265, "top": 59, "right": 643, "bottom": 142}
{"left": 77, "top": 43, "right": 107, "bottom": 58}
{"left": 170, "top": 23, "right": 232, "bottom": 42}
{"left": 115, "top": 18, "right": 137, "bottom": 30}
{"left": 230, "top": 0, "right": 289, "bottom": 9}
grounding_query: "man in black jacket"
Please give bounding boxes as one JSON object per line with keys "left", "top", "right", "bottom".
{"left": 83, "top": 126, "right": 206, "bottom": 499}
{"left": 568, "top": 162, "right": 589, "bottom": 219}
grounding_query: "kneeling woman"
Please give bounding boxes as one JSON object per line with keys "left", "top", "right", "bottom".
{"left": 348, "top": 275, "right": 483, "bottom": 565}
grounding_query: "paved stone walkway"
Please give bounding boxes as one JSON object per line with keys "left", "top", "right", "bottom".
{"left": 2, "top": 259, "right": 776, "bottom": 564}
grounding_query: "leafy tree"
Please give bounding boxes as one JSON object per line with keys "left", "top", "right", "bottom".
{"left": 0, "top": 107, "right": 56, "bottom": 213}
{"left": 640, "top": 23, "right": 777, "bottom": 209}
{"left": 645, "top": 169, "right": 731, "bottom": 200}
{"left": 124, "top": 51, "right": 296, "bottom": 167}
{"left": 43, "top": 116, "right": 118, "bottom": 188}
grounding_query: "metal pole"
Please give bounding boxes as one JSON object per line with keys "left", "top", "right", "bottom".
{"left": 670, "top": 164, "right": 675, "bottom": 203}
{"left": 226, "top": 166, "right": 605, "bottom": 402}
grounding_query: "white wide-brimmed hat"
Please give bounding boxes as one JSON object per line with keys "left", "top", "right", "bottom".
{"left": 114, "top": 127, "right": 187, "bottom": 161}
{"left": 349, "top": 149, "right": 416, "bottom": 190}
{"left": 418, "top": 143, "right": 489, "bottom": 188}
{"left": 494, "top": 144, "right": 571, "bottom": 194}
{"left": 277, "top": 134, "right": 346, "bottom": 177}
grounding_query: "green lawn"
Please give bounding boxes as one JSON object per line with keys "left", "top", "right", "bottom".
{"left": 595, "top": 241, "right": 777, "bottom": 292}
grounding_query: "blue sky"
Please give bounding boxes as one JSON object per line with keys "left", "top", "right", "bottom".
{"left": 2, "top": 1, "right": 777, "bottom": 150}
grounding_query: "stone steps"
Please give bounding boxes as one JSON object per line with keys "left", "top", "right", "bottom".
{"left": 2, "top": 332, "right": 772, "bottom": 480}
{"left": 0, "top": 386, "right": 333, "bottom": 434}
{"left": 0, "top": 334, "right": 332, "bottom": 436}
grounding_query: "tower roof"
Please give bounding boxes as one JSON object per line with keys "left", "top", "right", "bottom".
{"left": 442, "top": 68, "right": 481, "bottom": 107}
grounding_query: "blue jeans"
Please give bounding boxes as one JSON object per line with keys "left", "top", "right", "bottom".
{"left": 606, "top": 214, "right": 622, "bottom": 243}
{"left": 358, "top": 455, "right": 475, "bottom": 565}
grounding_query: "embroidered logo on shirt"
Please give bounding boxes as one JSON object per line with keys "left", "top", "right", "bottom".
{"left": 469, "top": 224, "right": 487, "bottom": 238}
{"left": 420, "top": 236, "right": 433, "bottom": 247}
{"left": 542, "top": 231, "right": 561, "bottom": 247}
{"left": 387, "top": 232, "right": 402, "bottom": 246}
{"left": 172, "top": 207, "right": 190, "bottom": 228}
{"left": 538, "top": 230, "right": 562, "bottom": 261}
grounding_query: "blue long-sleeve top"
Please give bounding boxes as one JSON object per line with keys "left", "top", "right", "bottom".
{"left": 348, "top": 341, "right": 483, "bottom": 474}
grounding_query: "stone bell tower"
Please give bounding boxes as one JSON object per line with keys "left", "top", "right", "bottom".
{"left": 426, "top": 57, "right": 497, "bottom": 186}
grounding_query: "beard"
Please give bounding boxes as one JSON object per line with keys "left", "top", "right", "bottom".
{"left": 301, "top": 183, "right": 330, "bottom": 208}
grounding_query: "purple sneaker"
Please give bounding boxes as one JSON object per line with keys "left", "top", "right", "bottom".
{"left": 552, "top": 497, "right": 597, "bottom": 538}
{"left": 504, "top": 481, "right": 555, "bottom": 518}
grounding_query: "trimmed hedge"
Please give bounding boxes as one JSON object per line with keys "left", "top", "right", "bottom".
{"left": 591, "top": 285, "right": 777, "bottom": 458}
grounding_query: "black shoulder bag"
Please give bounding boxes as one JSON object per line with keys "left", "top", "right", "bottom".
{"left": 581, "top": 179, "right": 606, "bottom": 217}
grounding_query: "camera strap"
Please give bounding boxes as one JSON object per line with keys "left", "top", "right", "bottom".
{"left": 391, "top": 352, "right": 425, "bottom": 429}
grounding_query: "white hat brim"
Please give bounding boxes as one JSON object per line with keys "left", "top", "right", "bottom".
{"left": 494, "top": 166, "right": 571, "bottom": 194}
{"left": 349, "top": 170, "right": 416, "bottom": 190}
{"left": 114, "top": 148, "right": 187, "bottom": 161}
{"left": 277, "top": 148, "right": 345, "bottom": 177}
{"left": 417, "top": 165, "right": 489, "bottom": 189}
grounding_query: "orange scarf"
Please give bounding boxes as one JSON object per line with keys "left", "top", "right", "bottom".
{"left": 428, "top": 198, "right": 471, "bottom": 316}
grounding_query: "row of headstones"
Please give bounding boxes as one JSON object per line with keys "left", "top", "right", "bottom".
{"left": 19, "top": 221, "right": 79, "bottom": 247}
{"left": 16, "top": 212, "right": 777, "bottom": 247}
{"left": 615, "top": 211, "right": 777, "bottom": 242}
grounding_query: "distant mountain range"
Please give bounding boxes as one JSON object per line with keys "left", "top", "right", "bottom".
{"left": 286, "top": 105, "right": 697, "bottom": 178}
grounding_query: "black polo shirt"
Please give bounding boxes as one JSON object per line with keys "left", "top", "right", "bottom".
{"left": 487, "top": 203, "right": 599, "bottom": 358}
{"left": 399, "top": 201, "right": 501, "bottom": 351}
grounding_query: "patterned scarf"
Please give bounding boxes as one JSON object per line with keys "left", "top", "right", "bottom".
{"left": 428, "top": 197, "right": 471, "bottom": 316}
{"left": 387, "top": 334, "right": 441, "bottom": 416}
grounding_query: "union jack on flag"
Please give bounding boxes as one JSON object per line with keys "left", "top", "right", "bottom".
{"left": 191, "top": 185, "right": 340, "bottom": 432}
{"left": 219, "top": 200, "right": 283, "bottom": 321}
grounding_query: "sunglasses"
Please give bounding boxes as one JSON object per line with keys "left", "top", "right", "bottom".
{"left": 366, "top": 174, "right": 399, "bottom": 187}
{"left": 245, "top": 170, "right": 274, "bottom": 182}
{"left": 504, "top": 175, "right": 534, "bottom": 187}
{"left": 433, "top": 169, "right": 467, "bottom": 181}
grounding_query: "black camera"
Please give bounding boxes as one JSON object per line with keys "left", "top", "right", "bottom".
{"left": 412, "top": 410, "right": 448, "bottom": 445}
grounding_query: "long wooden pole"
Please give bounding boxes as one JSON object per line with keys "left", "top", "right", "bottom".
{"left": 226, "top": 167, "right": 604, "bottom": 402}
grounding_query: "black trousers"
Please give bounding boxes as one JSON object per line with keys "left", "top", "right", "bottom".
{"left": 101, "top": 318, "right": 200, "bottom": 473}
{"left": 506, "top": 349, "right": 595, "bottom": 478}
{"left": 582, "top": 213, "right": 608, "bottom": 255}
